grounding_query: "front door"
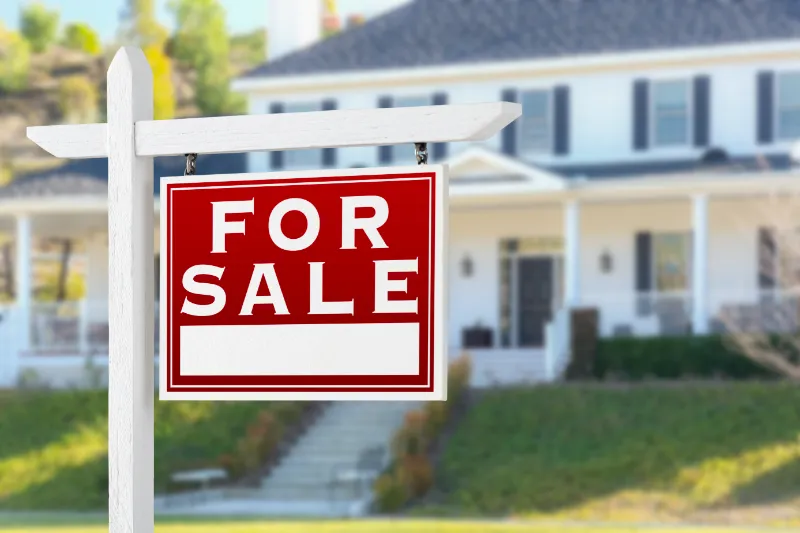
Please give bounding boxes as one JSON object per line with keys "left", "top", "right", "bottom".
{"left": 517, "top": 257, "right": 553, "bottom": 347}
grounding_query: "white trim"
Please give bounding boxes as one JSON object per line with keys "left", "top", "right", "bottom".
{"left": 445, "top": 145, "right": 565, "bottom": 189}
{"left": 27, "top": 102, "right": 522, "bottom": 159}
{"left": 231, "top": 39, "right": 800, "bottom": 94}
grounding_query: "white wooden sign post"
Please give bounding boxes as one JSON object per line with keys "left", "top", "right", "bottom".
{"left": 27, "top": 47, "right": 520, "bottom": 533}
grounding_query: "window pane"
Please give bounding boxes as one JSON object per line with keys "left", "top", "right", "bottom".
{"left": 779, "top": 73, "right": 800, "bottom": 108}
{"left": 519, "top": 90, "right": 550, "bottom": 153}
{"left": 778, "top": 109, "right": 800, "bottom": 140}
{"left": 653, "top": 233, "right": 690, "bottom": 291}
{"left": 655, "top": 114, "right": 688, "bottom": 145}
{"left": 392, "top": 96, "right": 431, "bottom": 163}
{"left": 284, "top": 148, "right": 322, "bottom": 168}
{"left": 653, "top": 81, "right": 687, "bottom": 108}
{"left": 653, "top": 81, "right": 688, "bottom": 146}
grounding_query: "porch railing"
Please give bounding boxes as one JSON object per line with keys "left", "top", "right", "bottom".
{"left": 581, "top": 288, "right": 800, "bottom": 338}
{"left": 27, "top": 300, "right": 160, "bottom": 355}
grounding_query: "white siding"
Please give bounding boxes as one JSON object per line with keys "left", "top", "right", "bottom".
{"left": 245, "top": 50, "right": 800, "bottom": 173}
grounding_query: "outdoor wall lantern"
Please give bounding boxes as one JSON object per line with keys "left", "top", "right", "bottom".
{"left": 461, "top": 254, "right": 474, "bottom": 278}
{"left": 600, "top": 249, "right": 613, "bottom": 274}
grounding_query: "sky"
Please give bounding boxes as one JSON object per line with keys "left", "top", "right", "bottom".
{"left": 0, "top": 0, "right": 410, "bottom": 41}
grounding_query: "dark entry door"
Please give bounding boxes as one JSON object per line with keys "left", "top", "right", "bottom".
{"left": 517, "top": 257, "right": 553, "bottom": 347}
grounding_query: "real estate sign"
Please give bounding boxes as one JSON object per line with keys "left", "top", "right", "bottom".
{"left": 159, "top": 166, "right": 448, "bottom": 401}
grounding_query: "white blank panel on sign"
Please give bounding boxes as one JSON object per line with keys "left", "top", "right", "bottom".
{"left": 179, "top": 323, "right": 420, "bottom": 376}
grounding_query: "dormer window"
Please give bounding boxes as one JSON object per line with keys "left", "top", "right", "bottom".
{"left": 652, "top": 80, "right": 690, "bottom": 147}
{"left": 777, "top": 72, "right": 800, "bottom": 140}
{"left": 519, "top": 89, "right": 551, "bottom": 153}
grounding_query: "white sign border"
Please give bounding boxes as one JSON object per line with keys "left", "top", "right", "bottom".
{"left": 159, "top": 164, "right": 448, "bottom": 401}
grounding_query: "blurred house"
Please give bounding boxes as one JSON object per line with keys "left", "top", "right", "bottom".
{"left": 3, "top": 0, "right": 800, "bottom": 388}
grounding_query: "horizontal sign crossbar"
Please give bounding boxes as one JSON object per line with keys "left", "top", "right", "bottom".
{"left": 27, "top": 102, "right": 521, "bottom": 160}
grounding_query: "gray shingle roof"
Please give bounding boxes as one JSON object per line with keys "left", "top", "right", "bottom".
{"left": 242, "top": 0, "right": 800, "bottom": 79}
{"left": 0, "top": 154, "right": 247, "bottom": 199}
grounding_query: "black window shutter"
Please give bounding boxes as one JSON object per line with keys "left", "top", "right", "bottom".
{"left": 693, "top": 75, "right": 710, "bottom": 147}
{"left": 269, "top": 102, "right": 284, "bottom": 169}
{"left": 758, "top": 227, "right": 777, "bottom": 289}
{"left": 632, "top": 80, "right": 649, "bottom": 151}
{"left": 553, "top": 85, "right": 570, "bottom": 155}
{"left": 635, "top": 232, "right": 652, "bottom": 291}
{"left": 377, "top": 96, "right": 393, "bottom": 164}
{"left": 501, "top": 88, "right": 518, "bottom": 156}
{"left": 432, "top": 92, "right": 448, "bottom": 161}
{"left": 635, "top": 231, "right": 653, "bottom": 316}
{"left": 321, "top": 99, "right": 337, "bottom": 167}
{"left": 757, "top": 71, "right": 775, "bottom": 144}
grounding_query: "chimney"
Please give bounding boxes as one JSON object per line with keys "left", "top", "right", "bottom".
{"left": 266, "top": 0, "right": 323, "bottom": 61}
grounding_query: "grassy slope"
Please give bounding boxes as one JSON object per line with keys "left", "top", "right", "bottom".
{"left": 422, "top": 383, "right": 800, "bottom": 526}
{"left": 0, "top": 517, "right": 778, "bottom": 533}
{"left": 0, "top": 390, "right": 302, "bottom": 510}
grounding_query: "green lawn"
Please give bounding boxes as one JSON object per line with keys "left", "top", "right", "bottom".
{"left": 420, "top": 382, "right": 800, "bottom": 525}
{"left": 0, "top": 516, "right": 790, "bottom": 533}
{"left": 0, "top": 390, "right": 304, "bottom": 510}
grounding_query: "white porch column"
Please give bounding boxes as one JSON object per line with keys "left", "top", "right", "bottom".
{"left": 692, "top": 194, "right": 709, "bottom": 335}
{"left": 16, "top": 214, "right": 32, "bottom": 352}
{"left": 564, "top": 200, "right": 581, "bottom": 307}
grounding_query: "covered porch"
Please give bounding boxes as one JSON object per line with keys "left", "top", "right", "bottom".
{"left": 2, "top": 147, "right": 800, "bottom": 388}
{"left": 0, "top": 201, "right": 160, "bottom": 387}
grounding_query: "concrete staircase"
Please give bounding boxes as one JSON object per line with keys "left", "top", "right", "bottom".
{"left": 257, "top": 400, "right": 419, "bottom": 515}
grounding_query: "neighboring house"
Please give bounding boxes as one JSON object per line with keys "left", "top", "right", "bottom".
{"left": 3, "top": 0, "right": 800, "bottom": 388}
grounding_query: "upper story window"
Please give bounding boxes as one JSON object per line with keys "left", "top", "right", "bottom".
{"left": 283, "top": 102, "right": 322, "bottom": 167}
{"left": 777, "top": 72, "right": 800, "bottom": 140}
{"left": 652, "top": 80, "right": 690, "bottom": 147}
{"left": 392, "top": 95, "right": 430, "bottom": 163}
{"left": 519, "top": 90, "right": 551, "bottom": 153}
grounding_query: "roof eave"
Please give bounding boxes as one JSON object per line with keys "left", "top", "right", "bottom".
{"left": 232, "top": 38, "right": 800, "bottom": 95}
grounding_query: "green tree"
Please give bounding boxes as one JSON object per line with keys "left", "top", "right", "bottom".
{"left": 62, "top": 23, "right": 102, "bottom": 55}
{"left": 0, "top": 24, "right": 31, "bottom": 92}
{"left": 20, "top": 1, "right": 60, "bottom": 53}
{"left": 144, "top": 44, "right": 175, "bottom": 120}
{"left": 58, "top": 76, "right": 99, "bottom": 123}
{"left": 118, "top": 0, "right": 168, "bottom": 47}
{"left": 168, "top": 0, "right": 245, "bottom": 116}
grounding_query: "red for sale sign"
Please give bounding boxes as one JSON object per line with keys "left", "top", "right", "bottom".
{"left": 159, "top": 166, "right": 447, "bottom": 401}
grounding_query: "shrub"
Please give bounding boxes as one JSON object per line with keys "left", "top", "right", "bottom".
{"left": 0, "top": 25, "right": 31, "bottom": 92}
{"left": 392, "top": 409, "right": 429, "bottom": 459}
{"left": 398, "top": 454, "right": 434, "bottom": 498}
{"left": 217, "top": 453, "right": 245, "bottom": 479}
{"left": 143, "top": 43, "right": 175, "bottom": 120}
{"left": 373, "top": 470, "right": 409, "bottom": 512}
{"left": 422, "top": 400, "right": 448, "bottom": 438}
{"left": 231, "top": 410, "right": 283, "bottom": 473}
{"left": 448, "top": 353, "right": 472, "bottom": 403}
{"left": 57, "top": 76, "right": 98, "bottom": 123}
{"left": 594, "top": 335, "right": 777, "bottom": 381}
{"left": 62, "top": 23, "right": 102, "bottom": 55}
{"left": 20, "top": 1, "right": 59, "bottom": 53}
{"left": 375, "top": 354, "right": 473, "bottom": 512}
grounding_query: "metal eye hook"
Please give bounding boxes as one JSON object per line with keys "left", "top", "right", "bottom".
{"left": 414, "top": 143, "right": 428, "bottom": 165}
{"left": 184, "top": 153, "right": 198, "bottom": 176}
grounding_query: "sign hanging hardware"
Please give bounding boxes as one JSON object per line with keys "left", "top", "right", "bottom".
{"left": 184, "top": 153, "right": 197, "bottom": 176}
{"left": 415, "top": 142, "right": 428, "bottom": 165}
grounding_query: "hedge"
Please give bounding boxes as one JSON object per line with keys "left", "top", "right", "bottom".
{"left": 593, "top": 335, "right": 778, "bottom": 380}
